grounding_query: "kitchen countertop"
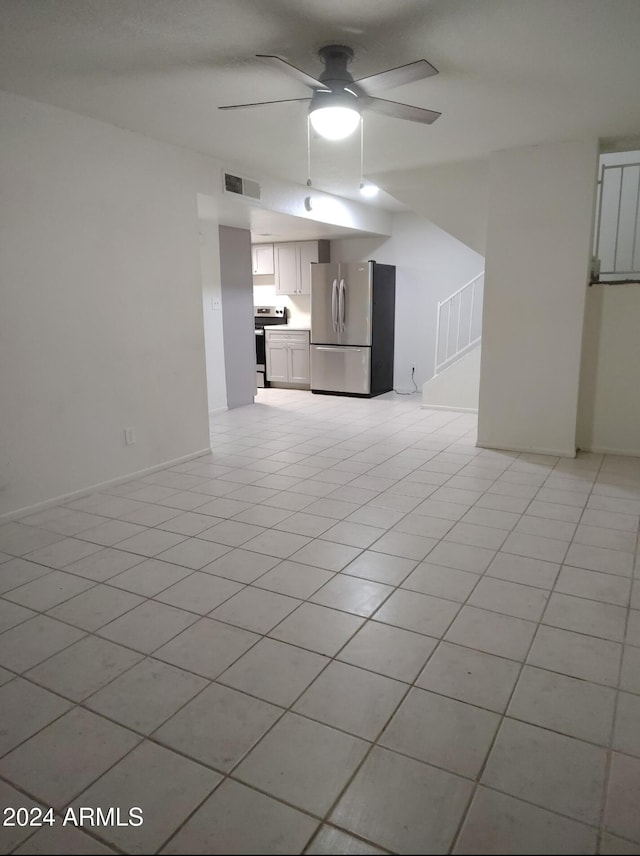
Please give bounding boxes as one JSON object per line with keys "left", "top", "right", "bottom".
{"left": 265, "top": 325, "right": 310, "bottom": 331}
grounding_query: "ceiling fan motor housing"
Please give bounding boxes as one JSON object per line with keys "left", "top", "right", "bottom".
{"left": 318, "top": 45, "right": 355, "bottom": 80}
{"left": 311, "top": 45, "right": 362, "bottom": 115}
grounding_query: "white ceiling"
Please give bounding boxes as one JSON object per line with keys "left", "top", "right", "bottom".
{"left": 247, "top": 206, "right": 388, "bottom": 244}
{"left": 199, "top": 197, "right": 383, "bottom": 243}
{"left": 2, "top": 0, "right": 640, "bottom": 207}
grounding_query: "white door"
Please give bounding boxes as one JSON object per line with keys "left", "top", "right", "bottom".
{"left": 274, "top": 244, "right": 298, "bottom": 295}
{"left": 252, "top": 244, "right": 274, "bottom": 275}
{"left": 266, "top": 343, "right": 289, "bottom": 381}
{"left": 288, "top": 342, "right": 310, "bottom": 383}
{"left": 297, "top": 241, "right": 318, "bottom": 295}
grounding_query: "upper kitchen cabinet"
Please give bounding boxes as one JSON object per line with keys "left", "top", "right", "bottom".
{"left": 275, "top": 240, "right": 330, "bottom": 295}
{"left": 251, "top": 243, "right": 274, "bottom": 276}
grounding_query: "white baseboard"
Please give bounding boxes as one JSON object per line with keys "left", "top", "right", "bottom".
{"left": 0, "top": 448, "right": 212, "bottom": 524}
{"left": 581, "top": 445, "right": 640, "bottom": 458}
{"left": 421, "top": 404, "right": 478, "bottom": 414}
{"left": 208, "top": 406, "right": 228, "bottom": 416}
{"left": 475, "top": 441, "right": 577, "bottom": 458}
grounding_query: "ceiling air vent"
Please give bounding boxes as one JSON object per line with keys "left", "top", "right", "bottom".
{"left": 223, "top": 171, "right": 261, "bottom": 201}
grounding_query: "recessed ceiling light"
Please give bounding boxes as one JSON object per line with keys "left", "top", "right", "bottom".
{"left": 359, "top": 182, "right": 379, "bottom": 198}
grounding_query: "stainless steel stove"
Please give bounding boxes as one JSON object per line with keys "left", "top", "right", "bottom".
{"left": 254, "top": 306, "right": 287, "bottom": 388}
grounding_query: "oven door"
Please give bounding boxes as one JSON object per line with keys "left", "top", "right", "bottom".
{"left": 255, "top": 328, "right": 267, "bottom": 388}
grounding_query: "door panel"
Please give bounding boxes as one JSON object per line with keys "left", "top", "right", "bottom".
{"left": 274, "top": 243, "right": 298, "bottom": 295}
{"left": 252, "top": 244, "right": 274, "bottom": 275}
{"left": 310, "top": 345, "right": 371, "bottom": 395}
{"left": 266, "top": 344, "right": 288, "bottom": 381}
{"left": 339, "top": 262, "right": 373, "bottom": 346}
{"left": 311, "top": 263, "right": 341, "bottom": 344}
{"left": 288, "top": 343, "right": 310, "bottom": 383}
{"left": 297, "top": 241, "right": 318, "bottom": 295}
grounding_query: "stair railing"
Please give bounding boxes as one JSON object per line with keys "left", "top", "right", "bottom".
{"left": 434, "top": 271, "right": 484, "bottom": 375}
{"left": 593, "top": 160, "right": 640, "bottom": 283}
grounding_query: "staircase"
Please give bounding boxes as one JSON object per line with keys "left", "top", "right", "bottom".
{"left": 423, "top": 271, "right": 484, "bottom": 412}
{"left": 592, "top": 155, "right": 640, "bottom": 283}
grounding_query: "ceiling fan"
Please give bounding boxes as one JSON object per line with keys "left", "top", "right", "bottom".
{"left": 219, "top": 44, "right": 441, "bottom": 140}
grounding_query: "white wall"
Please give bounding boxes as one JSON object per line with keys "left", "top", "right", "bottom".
{"left": 600, "top": 150, "right": 640, "bottom": 167}
{"left": 245, "top": 175, "right": 392, "bottom": 238}
{"left": 375, "top": 158, "right": 489, "bottom": 255}
{"left": 1, "top": 89, "right": 398, "bottom": 517}
{"left": 577, "top": 284, "right": 640, "bottom": 455}
{"left": 0, "top": 91, "right": 213, "bottom": 517}
{"left": 422, "top": 347, "right": 481, "bottom": 412}
{"left": 477, "top": 138, "right": 599, "bottom": 457}
{"left": 198, "top": 170, "right": 392, "bottom": 240}
{"left": 331, "top": 213, "right": 484, "bottom": 391}
{"left": 219, "top": 226, "right": 256, "bottom": 409}
{"left": 199, "top": 221, "right": 227, "bottom": 414}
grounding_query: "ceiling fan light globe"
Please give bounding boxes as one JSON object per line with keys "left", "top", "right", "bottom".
{"left": 309, "top": 106, "right": 360, "bottom": 140}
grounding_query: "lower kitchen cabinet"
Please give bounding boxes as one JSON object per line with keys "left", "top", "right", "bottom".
{"left": 266, "top": 330, "right": 310, "bottom": 387}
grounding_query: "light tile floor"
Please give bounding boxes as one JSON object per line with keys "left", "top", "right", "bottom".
{"left": 0, "top": 388, "right": 639, "bottom": 854}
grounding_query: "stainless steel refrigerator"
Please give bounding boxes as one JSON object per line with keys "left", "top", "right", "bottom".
{"left": 310, "top": 260, "right": 396, "bottom": 397}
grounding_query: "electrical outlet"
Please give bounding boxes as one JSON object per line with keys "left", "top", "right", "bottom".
{"left": 410, "top": 363, "right": 416, "bottom": 373}
{"left": 124, "top": 427, "right": 136, "bottom": 446}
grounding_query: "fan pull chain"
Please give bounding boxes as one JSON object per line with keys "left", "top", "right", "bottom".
{"left": 360, "top": 115, "right": 364, "bottom": 188}
{"left": 306, "top": 116, "right": 312, "bottom": 187}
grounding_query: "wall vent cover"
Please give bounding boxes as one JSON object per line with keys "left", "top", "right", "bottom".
{"left": 223, "top": 171, "right": 261, "bottom": 201}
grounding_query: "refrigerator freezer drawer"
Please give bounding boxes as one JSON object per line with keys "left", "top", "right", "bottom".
{"left": 310, "top": 345, "right": 371, "bottom": 395}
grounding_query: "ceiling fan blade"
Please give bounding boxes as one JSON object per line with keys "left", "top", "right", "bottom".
{"left": 255, "top": 54, "right": 329, "bottom": 91}
{"left": 219, "top": 97, "right": 311, "bottom": 111}
{"left": 364, "top": 97, "right": 441, "bottom": 125}
{"left": 355, "top": 60, "right": 438, "bottom": 95}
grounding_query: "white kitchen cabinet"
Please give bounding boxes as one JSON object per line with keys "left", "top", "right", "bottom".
{"left": 265, "top": 341, "right": 289, "bottom": 382}
{"left": 266, "top": 330, "right": 310, "bottom": 386}
{"left": 251, "top": 243, "right": 274, "bottom": 275}
{"left": 274, "top": 243, "right": 298, "bottom": 294}
{"left": 274, "top": 240, "right": 330, "bottom": 295}
{"left": 297, "top": 240, "right": 320, "bottom": 295}
{"left": 288, "top": 341, "right": 311, "bottom": 383}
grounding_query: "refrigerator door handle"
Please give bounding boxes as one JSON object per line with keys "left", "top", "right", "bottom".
{"left": 314, "top": 346, "right": 363, "bottom": 352}
{"left": 331, "top": 279, "right": 338, "bottom": 332}
{"left": 338, "top": 279, "right": 346, "bottom": 332}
